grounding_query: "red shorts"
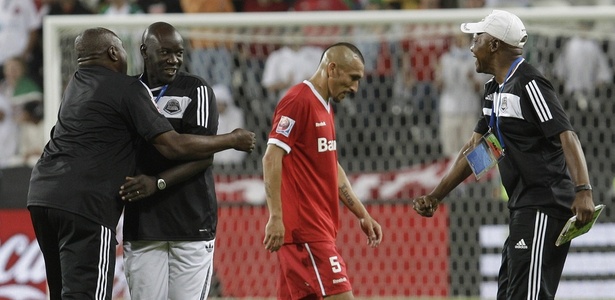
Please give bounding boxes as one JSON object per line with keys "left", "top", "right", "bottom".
{"left": 277, "top": 241, "right": 352, "bottom": 299}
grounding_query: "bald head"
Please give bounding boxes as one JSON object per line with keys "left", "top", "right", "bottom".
{"left": 142, "top": 22, "right": 183, "bottom": 47}
{"left": 75, "top": 27, "right": 127, "bottom": 73}
{"left": 140, "top": 22, "right": 184, "bottom": 87}
{"left": 320, "top": 42, "right": 365, "bottom": 67}
{"left": 310, "top": 42, "right": 365, "bottom": 103}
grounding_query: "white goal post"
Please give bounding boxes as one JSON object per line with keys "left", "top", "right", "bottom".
{"left": 43, "top": 5, "right": 615, "bottom": 135}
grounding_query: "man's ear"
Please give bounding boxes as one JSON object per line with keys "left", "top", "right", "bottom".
{"left": 490, "top": 40, "right": 500, "bottom": 52}
{"left": 108, "top": 45, "right": 119, "bottom": 62}
{"left": 140, "top": 44, "right": 147, "bottom": 58}
{"left": 327, "top": 62, "right": 337, "bottom": 78}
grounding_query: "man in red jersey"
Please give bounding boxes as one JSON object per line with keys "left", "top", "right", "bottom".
{"left": 262, "top": 42, "right": 383, "bottom": 300}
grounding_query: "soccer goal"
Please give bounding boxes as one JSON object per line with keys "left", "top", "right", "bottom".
{"left": 43, "top": 6, "right": 615, "bottom": 299}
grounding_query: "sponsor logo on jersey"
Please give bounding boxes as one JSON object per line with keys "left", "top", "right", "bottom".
{"left": 332, "top": 277, "right": 348, "bottom": 284}
{"left": 276, "top": 116, "right": 295, "bottom": 137}
{"left": 163, "top": 98, "right": 182, "bottom": 115}
{"left": 315, "top": 121, "right": 326, "bottom": 127}
{"left": 317, "top": 137, "right": 336, "bottom": 152}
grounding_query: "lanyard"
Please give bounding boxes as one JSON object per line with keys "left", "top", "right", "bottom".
{"left": 154, "top": 85, "right": 169, "bottom": 103}
{"left": 489, "top": 57, "right": 523, "bottom": 150}
{"left": 138, "top": 74, "right": 168, "bottom": 105}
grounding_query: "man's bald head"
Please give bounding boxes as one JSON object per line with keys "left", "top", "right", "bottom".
{"left": 75, "top": 27, "right": 119, "bottom": 61}
{"left": 309, "top": 42, "right": 365, "bottom": 103}
{"left": 141, "top": 22, "right": 183, "bottom": 47}
{"left": 140, "top": 22, "right": 185, "bottom": 86}
{"left": 74, "top": 27, "right": 127, "bottom": 73}
{"left": 320, "top": 42, "right": 365, "bottom": 67}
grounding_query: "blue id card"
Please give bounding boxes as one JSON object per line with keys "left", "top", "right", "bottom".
{"left": 464, "top": 132, "right": 504, "bottom": 180}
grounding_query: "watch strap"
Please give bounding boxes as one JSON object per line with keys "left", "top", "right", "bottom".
{"left": 574, "top": 183, "right": 592, "bottom": 193}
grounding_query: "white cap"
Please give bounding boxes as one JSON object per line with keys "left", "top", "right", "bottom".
{"left": 460, "top": 10, "right": 527, "bottom": 48}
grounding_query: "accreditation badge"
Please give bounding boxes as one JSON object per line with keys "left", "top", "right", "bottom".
{"left": 464, "top": 132, "right": 505, "bottom": 180}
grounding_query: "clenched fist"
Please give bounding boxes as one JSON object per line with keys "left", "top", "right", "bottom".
{"left": 231, "top": 128, "right": 257, "bottom": 153}
{"left": 413, "top": 195, "right": 440, "bottom": 217}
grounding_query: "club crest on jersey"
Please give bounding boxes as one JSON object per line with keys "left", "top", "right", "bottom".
{"left": 500, "top": 96, "right": 508, "bottom": 112}
{"left": 163, "top": 99, "right": 182, "bottom": 115}
{"left": 276, "top": 116, "right": 295, "bottom": 137}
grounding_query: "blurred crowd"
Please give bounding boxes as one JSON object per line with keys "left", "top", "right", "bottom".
{"left": 1, "top": 0, "right": 613, "bottom": 169}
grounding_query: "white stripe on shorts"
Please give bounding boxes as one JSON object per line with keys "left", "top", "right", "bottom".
{"left": 527, "top": 211, "right": 547, "bottom": 300}
{"left": 95, "top": 226, "right": 112, "bottom": 300}
{"left": 305, "top": 243, "right": 326, "bottom": 296}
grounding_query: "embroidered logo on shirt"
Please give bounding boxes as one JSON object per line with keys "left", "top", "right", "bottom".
{"left": 515, "top": 239, "right": 528, "bottom": 249}
{"left": 315, "top": 121, "right": 326, "bottom": 127}
{"left": 163, "top": 99, "right": 182, "bottom": 115}
{"left": 500, "top": 96, "right": 508, "bottom": 112}
{"left": 276, "top": 116, "right": 295, "bottom": 137}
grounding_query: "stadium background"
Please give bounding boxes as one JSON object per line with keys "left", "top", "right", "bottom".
{"left": 1, "top": 5, "right": 614, "bottom": 300}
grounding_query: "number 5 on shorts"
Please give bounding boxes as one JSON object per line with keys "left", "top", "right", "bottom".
{"left": 329, "top": 256, "right": 342, "bottom": 273}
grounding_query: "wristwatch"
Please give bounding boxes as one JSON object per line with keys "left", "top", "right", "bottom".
{"left": 156, "top": 177, "right": 167, "bottom": 191}
{"left": 574, "top": 183, "right": 592, "bottom": 193}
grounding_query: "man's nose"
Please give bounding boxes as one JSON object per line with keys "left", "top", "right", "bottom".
{"left": 167, "top": 55, "right": 179, "bottom": 64}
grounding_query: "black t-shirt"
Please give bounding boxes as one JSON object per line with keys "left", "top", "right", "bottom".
{"left": 123, "top": 72, "right": 220, "bottom": 241}
{"left": 27, "top": 66, "right": 173, "bottom": 230}
{"left": 475, "top": 60, "right": 575, "bottom": 219}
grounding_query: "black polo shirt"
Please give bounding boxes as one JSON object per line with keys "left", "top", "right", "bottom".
{"left": 123, "top": 71, "right": 220, "bottom": 241}
{"left": 27, "top": 65, "right": 173, "bottom": 230}
{"left": 475, "top": 60, "right": 576, "bottom": 219}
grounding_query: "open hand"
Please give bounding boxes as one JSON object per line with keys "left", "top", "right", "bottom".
{"left": 119, "top": 175, "right": 156, "bottom": 202}
{"left": 360, "top": 216, "right": 383, "bottom": 248}
{"left": 263, "top": 216, "right": 285, "bottom": 253}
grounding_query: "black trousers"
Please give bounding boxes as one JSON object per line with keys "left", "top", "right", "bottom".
{"left": 497, "top": 208, "right": 570, "bottom": 300}
{"left": 29, "top": 206, "right": 116, "bottom": 300}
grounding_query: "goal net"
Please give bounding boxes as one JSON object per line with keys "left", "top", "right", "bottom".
{"left": 43, "top": 6, "right": 615, "bottom": 299}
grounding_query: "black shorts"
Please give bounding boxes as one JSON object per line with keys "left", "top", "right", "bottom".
{"left": 497, "top": 208, "right": 570, "bottom": 300}
{"left": 29, "top": 206, "right": 116, "bottom": 300}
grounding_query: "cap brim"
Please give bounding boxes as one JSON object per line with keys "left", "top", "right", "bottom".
{"left": 460, "top": 22, "right": 486, "bottom": 34}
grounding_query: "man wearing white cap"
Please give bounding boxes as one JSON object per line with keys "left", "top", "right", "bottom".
{"left": 413, "top": 10, "right": 595, "bottom": 300}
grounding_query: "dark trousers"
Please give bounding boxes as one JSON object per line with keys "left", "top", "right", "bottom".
{"left": 497, "top": 208, "right": 570, "bottom": 300}
{"left": 29, "top": 206, "right": 116, "bottom": 300}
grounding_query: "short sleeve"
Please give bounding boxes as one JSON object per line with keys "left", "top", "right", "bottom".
{"left": 267, "top": 94, "right": 307, "bottom": 153}
{"left": 124, "top": 81, "right": 174, "bottom": 141}
{"left": 522, "top": 77, "right": 573, "bottom": 137}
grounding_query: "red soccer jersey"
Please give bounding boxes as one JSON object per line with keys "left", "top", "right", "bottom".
{"left": 267, "top": 81, "right": 339, "bottom": 244}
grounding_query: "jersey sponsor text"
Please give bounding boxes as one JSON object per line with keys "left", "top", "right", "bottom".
{"left": 317, "top": 138, "right": 336, "bottom": 152}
